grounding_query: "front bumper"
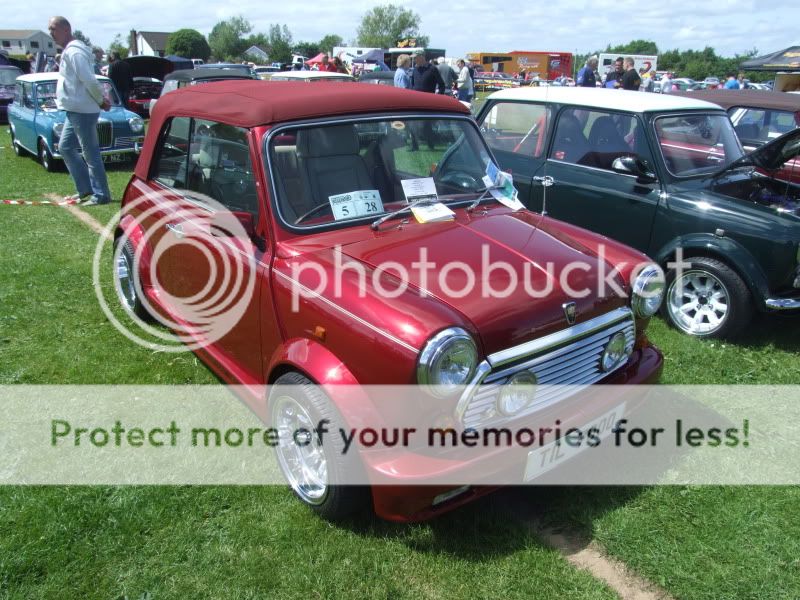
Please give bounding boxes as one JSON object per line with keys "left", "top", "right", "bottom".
{"left": 367, "top": 343, "right": 664, "bottom": 521}
{"left": 765, "top": 297, "right": 800, "bottom": 311}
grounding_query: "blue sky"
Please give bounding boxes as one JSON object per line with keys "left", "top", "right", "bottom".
{"left": 9, "top": 0, "right": 798, "bottom": 59}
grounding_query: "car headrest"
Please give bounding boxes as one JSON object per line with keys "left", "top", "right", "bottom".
{"left": 296, "top": 125, "right": 360, "bottom": 158}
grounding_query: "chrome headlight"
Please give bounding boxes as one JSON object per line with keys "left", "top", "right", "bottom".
{"left": 417, "top": 328, "right": 478, "bottom": 397}
{"left": 601, "top": 331, "right": 632, "bottom": 372}
{"left": 128, "top": 117, "right": 144, "bottom": 133}
{"left": 631, "top": 264, "right": 665, "bottom": 318}
{"left": 52, "top": 122, "right": 64, "bottom": 139}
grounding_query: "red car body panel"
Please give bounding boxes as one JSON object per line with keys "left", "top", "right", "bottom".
{"left": 120, "top": 81, "right": 664, "bottom": 520}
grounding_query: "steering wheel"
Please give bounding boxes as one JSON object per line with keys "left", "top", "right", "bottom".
{"left": 436, "top": 170, "right": 481, "bottom": 190}
{"left": 294, "top": 202, "right": 332, "bottom": 225}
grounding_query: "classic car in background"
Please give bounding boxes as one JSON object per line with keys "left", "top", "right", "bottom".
{"left": 196, "top": 63, "right": 258, "bottom": 78}
{"left": 478, "top": 87, "right": 800, "bottom": 338}
{"left": 473, "top": 71, "right": 520, "bottom": 92}
{"left": 149, "top": 68, "right": 257, "bottom": 113}
{"left": 128, "top": 77, "right": 163, "bottom": 118}
{"left": 0, "top": 65, "right": 23, "bottom": 124}
{"left": 114, "top": 80, "right": 663, "bottom": 521}
{"left": 121, "top": 56, "right": 175, "bottom": 118}
{"left": 8, "top": 73, "right": 144, "bottom": 171}
{"left": 677, "top": 88, "right": 800, "bottom": 184}
{"left": 357, "top": 70, "right": 395, "bottom": 86}
{"left": 268, "top": 71, "right": 354, "bottom": 82}
{"left": 253, "top": 66, "right": 281, "bottom": 79}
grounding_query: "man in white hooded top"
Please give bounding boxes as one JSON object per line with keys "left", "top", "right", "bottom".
{"left": 47, "top": 16, "right": 112, "bottom": 205}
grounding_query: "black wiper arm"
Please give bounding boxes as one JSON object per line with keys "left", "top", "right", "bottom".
{"left": 466, "top": 185, "right": 504, "bottom": 212}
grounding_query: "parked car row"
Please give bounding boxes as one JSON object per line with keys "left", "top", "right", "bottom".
{"left": 8, "top": 75, "right": 797, "bottom": 522}
{"left": 478, "top": 87, "right": 800, "bottom": 337}
{"left": 7, "top": 73, "right": 144, "bottom": 170}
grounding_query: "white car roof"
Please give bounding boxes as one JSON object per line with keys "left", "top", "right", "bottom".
{"left": 16, "top": 72, "right": 110, "bottom": 84}
{"left": 487, "top": 87, "right": 721, "bottom": 113}
{"left": 269, "top": 71, "right": 353, "bottom": 81}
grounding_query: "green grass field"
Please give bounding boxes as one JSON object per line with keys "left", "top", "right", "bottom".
{"left": 1, "top": 125, "right": 799, "bottom": 599}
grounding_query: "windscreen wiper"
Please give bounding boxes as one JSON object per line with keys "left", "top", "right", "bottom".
{"left": 370, "top": 197, "right": 434, "bottom": 231}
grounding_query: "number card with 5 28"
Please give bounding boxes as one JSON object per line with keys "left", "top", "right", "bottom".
{"left": 328, "top": 190, "right": 384, "bottom": 221}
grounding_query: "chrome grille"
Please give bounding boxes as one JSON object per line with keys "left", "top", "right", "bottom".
{"left": 458, "top": 308, "right": 635, "bottom": 429}
{"left": 96, "top": 120, "right": 112, "bottom": 148}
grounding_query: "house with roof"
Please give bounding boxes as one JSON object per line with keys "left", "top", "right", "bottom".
{"left": 244, "top": 46, "right": 269, "bottom": 62}
{"left": 130, "top": 31, "right": 172, "bottom": 57}
{"left": 0, "top": 30, "right": 57, "bottom": 56}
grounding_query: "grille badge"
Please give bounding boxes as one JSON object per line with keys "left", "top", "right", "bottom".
{"left": 562, "top": 302, "right": 577, "bottom": 325}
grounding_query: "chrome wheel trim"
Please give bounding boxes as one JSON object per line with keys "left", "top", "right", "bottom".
{"left": 115, "top": 248, "right": 137, "bottom": 311}
{"left": 667, "top": 269, "right": 730, "bottom": 335}
{"left": 39, "top": 143, "right": 50, "bottom": 169}
{"left": 272, "top": 395, "right": 328, "bottom": 505}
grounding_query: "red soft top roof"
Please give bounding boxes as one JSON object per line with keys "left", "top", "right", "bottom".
{"left": 150, "top": 79, "right": 468, "bottom": 127}
{"left": 137, "top": 80, "right": 469, "bottom": 179}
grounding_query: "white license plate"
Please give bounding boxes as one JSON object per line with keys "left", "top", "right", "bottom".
{"left": 523, "top": 402, "right": 626, "bottom": 481}
{"left": 102, "top": 154, "right": 126, "bottom": 163}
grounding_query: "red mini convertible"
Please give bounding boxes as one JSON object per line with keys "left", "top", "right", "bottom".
{"left": 115, "top": 81, "right": 663, "bottom": 521}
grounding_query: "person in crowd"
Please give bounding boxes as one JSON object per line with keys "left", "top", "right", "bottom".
{"left": 577, "top": 55, "right": 598, "bottom": 87}
{"left": 320, "top": 54, "right": 337, "bottom": 73}
{"left": 621, "top": 57, "right": 641, "bottom": 91}
{"left": 640, "top": 68, "right": 655, "bottom": 92}
{"left": 47, "top": 16, "right": 112, "bottom": 206}
{"left": 661, "top": 72, "right": 675, "bottom": 94}
{"left": 605, "top": 57, "right": 624, "bottom": 88}
{"left": 410, "top": 53, "right": 445, "bottom": 94}
{"left": 724, "top": 72, "right": 740, "bottom": 89}
{"left": 737, "top": 72, "right": 749, "bottom": 89}
{"left": 107, "top": 51, "right": 132, "bottom": 108}
{"left": 436, "top": 57, "right": 456, "bottom": 95}
{"left": 394, "top": 54, "right": 411, "bottom": 88}
{"left": 333, "top": 57, "right": 349, "bottom": 74}
{"left": 92, "top": 47, "right": 104, "bottom": 75}
{"left": 456, "top": 58, "right": 473, "bottom": 102}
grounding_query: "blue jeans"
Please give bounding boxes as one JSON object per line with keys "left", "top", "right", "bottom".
{"left": 457, "top": 89, "right": 471, "bottom": 101}
{"left": 60, "top": 111, "right": 111, "bottom": 202}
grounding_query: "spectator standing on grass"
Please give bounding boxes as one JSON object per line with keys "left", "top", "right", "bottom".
{"left": 621, "top": 57, "right": 641, "bottom": 91}
{"left": 107, "top": 51, "right": 132, "bottom": 108}
{"left": 436, "top": 57, "right": 456, "bottom": 94}
{"left": 456, "top": 58, "right": 473, "bottom": 102}
{"left": 320, "top": 54, "right": 337, "bottom": 73}
{"left": 661, "top": 72, "right": 674, "bottom": 94}
{"left": 724, "top": 72, "right": 740, "bottom": 90}
{"left": 605, "top": 57, "right": 624, "bottom": 89}
{"left": 737, "top": 72, "right": 748, "bottom": 89}
{"left": 48, "top": 16, "right": 112, "bottom": 206}
{"left": 410, "top": 53, "right": 445, "bottom": 94}
{"left": 577, "top": 55, "right": 598, "bottom": 87}
{"left": 394, "top": 54, "right": 411, "bottom": 88}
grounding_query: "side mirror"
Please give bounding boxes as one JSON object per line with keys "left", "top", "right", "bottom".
{"left": 612, "top": 156, "right": 657, "bottom": 183}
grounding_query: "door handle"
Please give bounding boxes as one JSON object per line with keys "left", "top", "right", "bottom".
{"left": 533, "top": 175, "right": 554, "bottom": 187}
{"left": 165, "top": 223, "right": 184, "bottom": 238}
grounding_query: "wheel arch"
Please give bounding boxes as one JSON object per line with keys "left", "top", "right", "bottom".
{"left": 654, "top": 234, "right": 770, "bottom": 310}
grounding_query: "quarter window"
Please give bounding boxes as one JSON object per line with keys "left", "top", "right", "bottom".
{"left": 153, "top": 117, "right": 191, "bottom": 189}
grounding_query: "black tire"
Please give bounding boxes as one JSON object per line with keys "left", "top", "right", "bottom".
{"left": 113, "top": 237, "right": 152, "bottom": 321}
{"left": 270, "top": 372, "right": 370, "bottom": 520}
{"left": 38, "top": 139, "right": 57, "bottom": 172}
{"left": 662, "top": 256, "right": 753, "bottom": 339}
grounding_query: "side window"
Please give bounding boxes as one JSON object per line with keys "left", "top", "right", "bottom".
{"left": 22, "top": 82, "right": 34, "bottom": 109}
{"left": 549, "top": 108, "right": 651, "bottom": 171}
{"left": 481, "top": 101, "right": 550, "bottom": 176}
{"left": 186, "top": 119, "right": 258, "bottom": 217}
{"left": 153, "top": 117, "right": 191, "bottom": 189}
{"left": 14, "top": 82, "right": 22, "bottom": 105}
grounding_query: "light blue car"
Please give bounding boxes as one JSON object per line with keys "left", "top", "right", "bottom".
{"left": 8, "top": 72, "right": 145, "bottom": 171}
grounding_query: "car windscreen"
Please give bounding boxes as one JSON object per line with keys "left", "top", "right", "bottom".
{"left": 268, "top": 117, "right": 492, "bottom": 229}
{"left": 0, "top": 69, "right": 22, "bottom": 85}
{"left": 654, "top": 113, "right": 744, "bottom": 177}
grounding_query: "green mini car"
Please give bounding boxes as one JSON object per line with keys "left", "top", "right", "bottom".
{"left": 477, "top": 87, "right": 800, "bottom": 338}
